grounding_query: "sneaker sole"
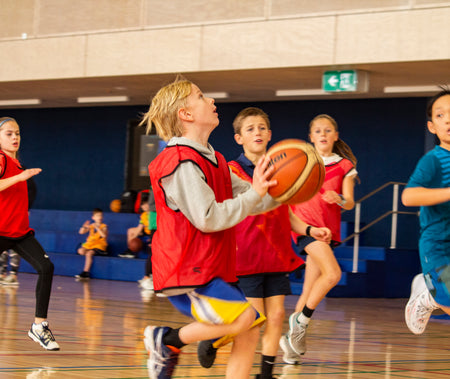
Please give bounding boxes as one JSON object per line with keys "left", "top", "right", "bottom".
{"left": 279, "top": 336, "right": 300, "bottom": 365}
{"left": 28, "top": 331, "right": 60, "bottom": 351}
{"left": 405, "top": 274, "right": 428, "bottom": 335}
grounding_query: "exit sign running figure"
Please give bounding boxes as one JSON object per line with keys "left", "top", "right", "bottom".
{"left": 322, "top": 70, "right": 369, "bottom": 93}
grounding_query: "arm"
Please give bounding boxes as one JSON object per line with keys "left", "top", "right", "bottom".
{"left": 163, "top": 162, "right": 269, "bottom": 233}
{"left": 289, "top": 208, "right": 332, "bottom": 244}
{"left": 79, "top": 220, "right": 90, "bottom": 235}
{"left": 0, "top": 168, "right": 42, "bottom": 192}
{"left": 321, "top": 174, "right": 356, "bottom": 210}
{"left": 402, "top": 186, "right": 450, "bottom": 207}
{"left": 93, "top": 224, "right": 108, "bottom": 239}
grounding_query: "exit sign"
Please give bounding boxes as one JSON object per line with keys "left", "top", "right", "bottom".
{"left": 322, "top": 70, "right": 369, "bottom": 92}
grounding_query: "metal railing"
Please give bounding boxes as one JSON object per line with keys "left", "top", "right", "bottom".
{"left": 340, "top": 182, "right": 419, "bottom": 273}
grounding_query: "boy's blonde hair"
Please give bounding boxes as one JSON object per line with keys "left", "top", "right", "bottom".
{"left": 141, "top": 78, "right": 192, "bottom": 141}
{"left": 232, "top": 107, "right": 270, "bottom": 135}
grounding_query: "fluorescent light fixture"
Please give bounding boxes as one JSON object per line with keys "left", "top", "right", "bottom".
{"left": 77, "top": 95, "right": 129, "bottom": 103}
{"left": 202, "top": 92, "right": 229, "bottom": 99}
{"left": 383, "top": 85, "right": 448, "bottom": 93}
{"left": 0, "top": 98, "right": 41, "bottom": 106}
{"left": 276, "top": 89, "right": 329, "bottom": 97}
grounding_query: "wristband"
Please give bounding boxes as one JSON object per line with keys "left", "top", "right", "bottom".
{"left": 338, "top": 194, "right": 347, "bottom": 207}
{"left": 306, "top": 225, "right": 312, "bottom": 237}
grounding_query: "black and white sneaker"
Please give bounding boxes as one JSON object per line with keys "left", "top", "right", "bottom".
{"left": 28, "top": 321, "right": 60, "bottom": 351}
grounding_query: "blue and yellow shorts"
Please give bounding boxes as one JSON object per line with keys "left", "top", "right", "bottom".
{"left": 168, "top": 277, "right": 266, "bottom": 347}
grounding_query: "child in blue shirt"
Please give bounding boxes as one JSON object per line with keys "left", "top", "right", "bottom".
{"left": 402, "top": 88, "right": 450, "bottom": 335}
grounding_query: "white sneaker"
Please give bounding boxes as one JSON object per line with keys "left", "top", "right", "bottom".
{"left": 405, "top": 273, "right": 438, "bottom": 335}
{"left": 28, "top": 321, "right": 60, "bottom": 351}
{"left": 140, "top": 276, "right": 154, "bottom": 291}
{"left": 279, "top": 334, "right": 301, "bottom": 365}
{"left": 3, "top": 274, "right": 19, "bottom": 286}
{"left": 287, "top": 312, "right": 308, "bottom": 355}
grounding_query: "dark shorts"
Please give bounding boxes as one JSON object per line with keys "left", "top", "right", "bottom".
{"left": 296, "top": 235, "right": 340, "bottom": 255}
{"left": 238, "top": 273, "right": 292, "bottom": 298}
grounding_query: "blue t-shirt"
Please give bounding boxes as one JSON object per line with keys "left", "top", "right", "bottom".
{"left": 406, "top": 145, "right": 450, "bottom": 272}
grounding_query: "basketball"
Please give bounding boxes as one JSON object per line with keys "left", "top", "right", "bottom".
{"left": 110, "top": 199, "right": 121, "bottom": 213}
{"left": 266, "top": 139, "right": 325, "bottom": 204}
{"left": 128, "top": 237, "right": 143, "bottom": 253}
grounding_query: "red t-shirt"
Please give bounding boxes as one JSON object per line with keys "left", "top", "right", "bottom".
{"left": 291, "top": 157, "right": 354, "bottom": 243}
{"left": 0, "top": 151, "right": 32, "bottom": 238}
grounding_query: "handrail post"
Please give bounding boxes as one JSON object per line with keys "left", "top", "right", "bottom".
{"left": 390, "top": 184, "right": 399, "bottom": 249}
{"left": 352, "top": 202, "right": 361, "bottom": 273}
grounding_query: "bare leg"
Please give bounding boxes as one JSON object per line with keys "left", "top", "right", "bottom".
{"left": 83, "top": 250, "right": 95, "bottom": 272}
{"left": 295, "top": 241, "right": 341, "bottom": 311}
{"left": 226, "top": 325, "right": 260, "bottom": 379}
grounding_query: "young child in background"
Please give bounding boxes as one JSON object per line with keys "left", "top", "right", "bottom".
{"left": 119, "top": 199, "right": 152, "bottom": 259}
{"left": 76, "top": 208, "right": 108, "bottom": 280}
{"left": 280, "top": 114, "right": 358, "bottom": 364}
{"left": 139, "top": 190, "right": 157, "bottom": 292}
{"left": 197, "top": 107, "right": 331, "bottom": 379}
{"left": 402, "top": 88, "right": 450, "bottom": 335}
{"left": 141, "top": 78, "right": 279, "bottom": 379}
{"left": 0, "top": 249, "right": 20, "bottom": 285}
{"left": 0, "top": 117, "right": 59, "bottom": 351}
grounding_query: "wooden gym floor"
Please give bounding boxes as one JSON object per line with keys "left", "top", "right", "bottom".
{"left": 1, "top": 273, "right": 449, "bottom": 378}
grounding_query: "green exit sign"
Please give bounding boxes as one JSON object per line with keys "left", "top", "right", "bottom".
{"left": 322, "top": 70, "right": 369, "bottom": 92}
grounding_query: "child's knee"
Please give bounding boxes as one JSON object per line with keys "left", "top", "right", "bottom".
{"left": 230, "top": 307, "right": 256, "bottom": 335}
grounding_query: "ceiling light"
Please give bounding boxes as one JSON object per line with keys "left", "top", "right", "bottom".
{"left": 203, "top": 92, "right": 229, "bottom": 99}
{"left": 0, "top": 98, "right": 41, "bottom": 106}
{"left": 77, "top": 95, "right": 129, "bottom": 103}
{"left": 276, "top": 89, "right": 330, "bottom": 97}
{"left": 383, "top": 85, "right": 448, "bottom": 93}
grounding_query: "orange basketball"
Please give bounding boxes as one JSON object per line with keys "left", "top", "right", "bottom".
{"left": 110, "top": 199, "right": 121, "bottom": 213}
{"left": 266, "top": 139, "right": 325, "bottom": 204}
{"left": 128, "top": 237, "right": 143, "bottom": 253}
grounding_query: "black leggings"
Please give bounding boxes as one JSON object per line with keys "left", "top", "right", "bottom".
{"left": 0, "top": 233, "right": 54, "bottom": 318}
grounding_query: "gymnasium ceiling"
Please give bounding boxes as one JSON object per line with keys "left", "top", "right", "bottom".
{"left": 0, "top": 60, "right": 449, "bottom": 109}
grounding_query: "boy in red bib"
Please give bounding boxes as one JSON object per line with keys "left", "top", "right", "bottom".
{"left": 141, "top": 78, "right": 279, "bottom": 379}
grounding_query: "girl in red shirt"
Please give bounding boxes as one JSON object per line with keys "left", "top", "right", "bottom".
{"left": 0, "top": 117, "right": 59, "bottom": 351}
{"left": 280, "top": 114, "right": 358, "bottom": 363}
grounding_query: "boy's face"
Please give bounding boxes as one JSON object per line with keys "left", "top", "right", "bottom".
{"left": 234, "top": 115, "right": 271, "bottom": 156}
{"left": 428, "top": 94, "right": 450, "bottom": 150}
{"left": 141, "top": 202, "right": 150, "bottom": 212}
{"left": 92, "top": 212, "right": 103, "bottom": 224}
{"left": 184, "top": 84, "right": 219, "bottom": 129}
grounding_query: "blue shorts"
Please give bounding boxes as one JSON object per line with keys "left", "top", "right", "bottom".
{"left": 168, "top": 277, "right": 266, "bottom": 347}
{"left": 238, "top": 273, "right": 292, "bottom": 298}
{"left": 424, "top": 263, "right": 450, "bottom": 307}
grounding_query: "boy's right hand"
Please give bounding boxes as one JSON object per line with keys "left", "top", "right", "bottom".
{"left": 252, "top": 155, "right": 277, "bottom": 198}
{"left": 82, "top": 220, "right": 91, "bottom": 228}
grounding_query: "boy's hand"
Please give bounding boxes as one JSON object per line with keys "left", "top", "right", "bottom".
{"left": 252, "top": 155, "right": 277, "bottom": 198}
{"left": 310, "top": 226, "right": 332, "bottom": 244}
{"left": 82, "top": 220, "right": 91, "bottom": 228}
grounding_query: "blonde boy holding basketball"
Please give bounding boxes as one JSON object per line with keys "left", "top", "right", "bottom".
{"left": 141, "top": 78, "right": 285, "bottom": 379}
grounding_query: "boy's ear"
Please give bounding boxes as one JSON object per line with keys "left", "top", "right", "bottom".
{"left": 178, "top": 108, "right": 193, "bottom": 122}
{"left": 234, "top": 133, "right": 243, "bottom": 145}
